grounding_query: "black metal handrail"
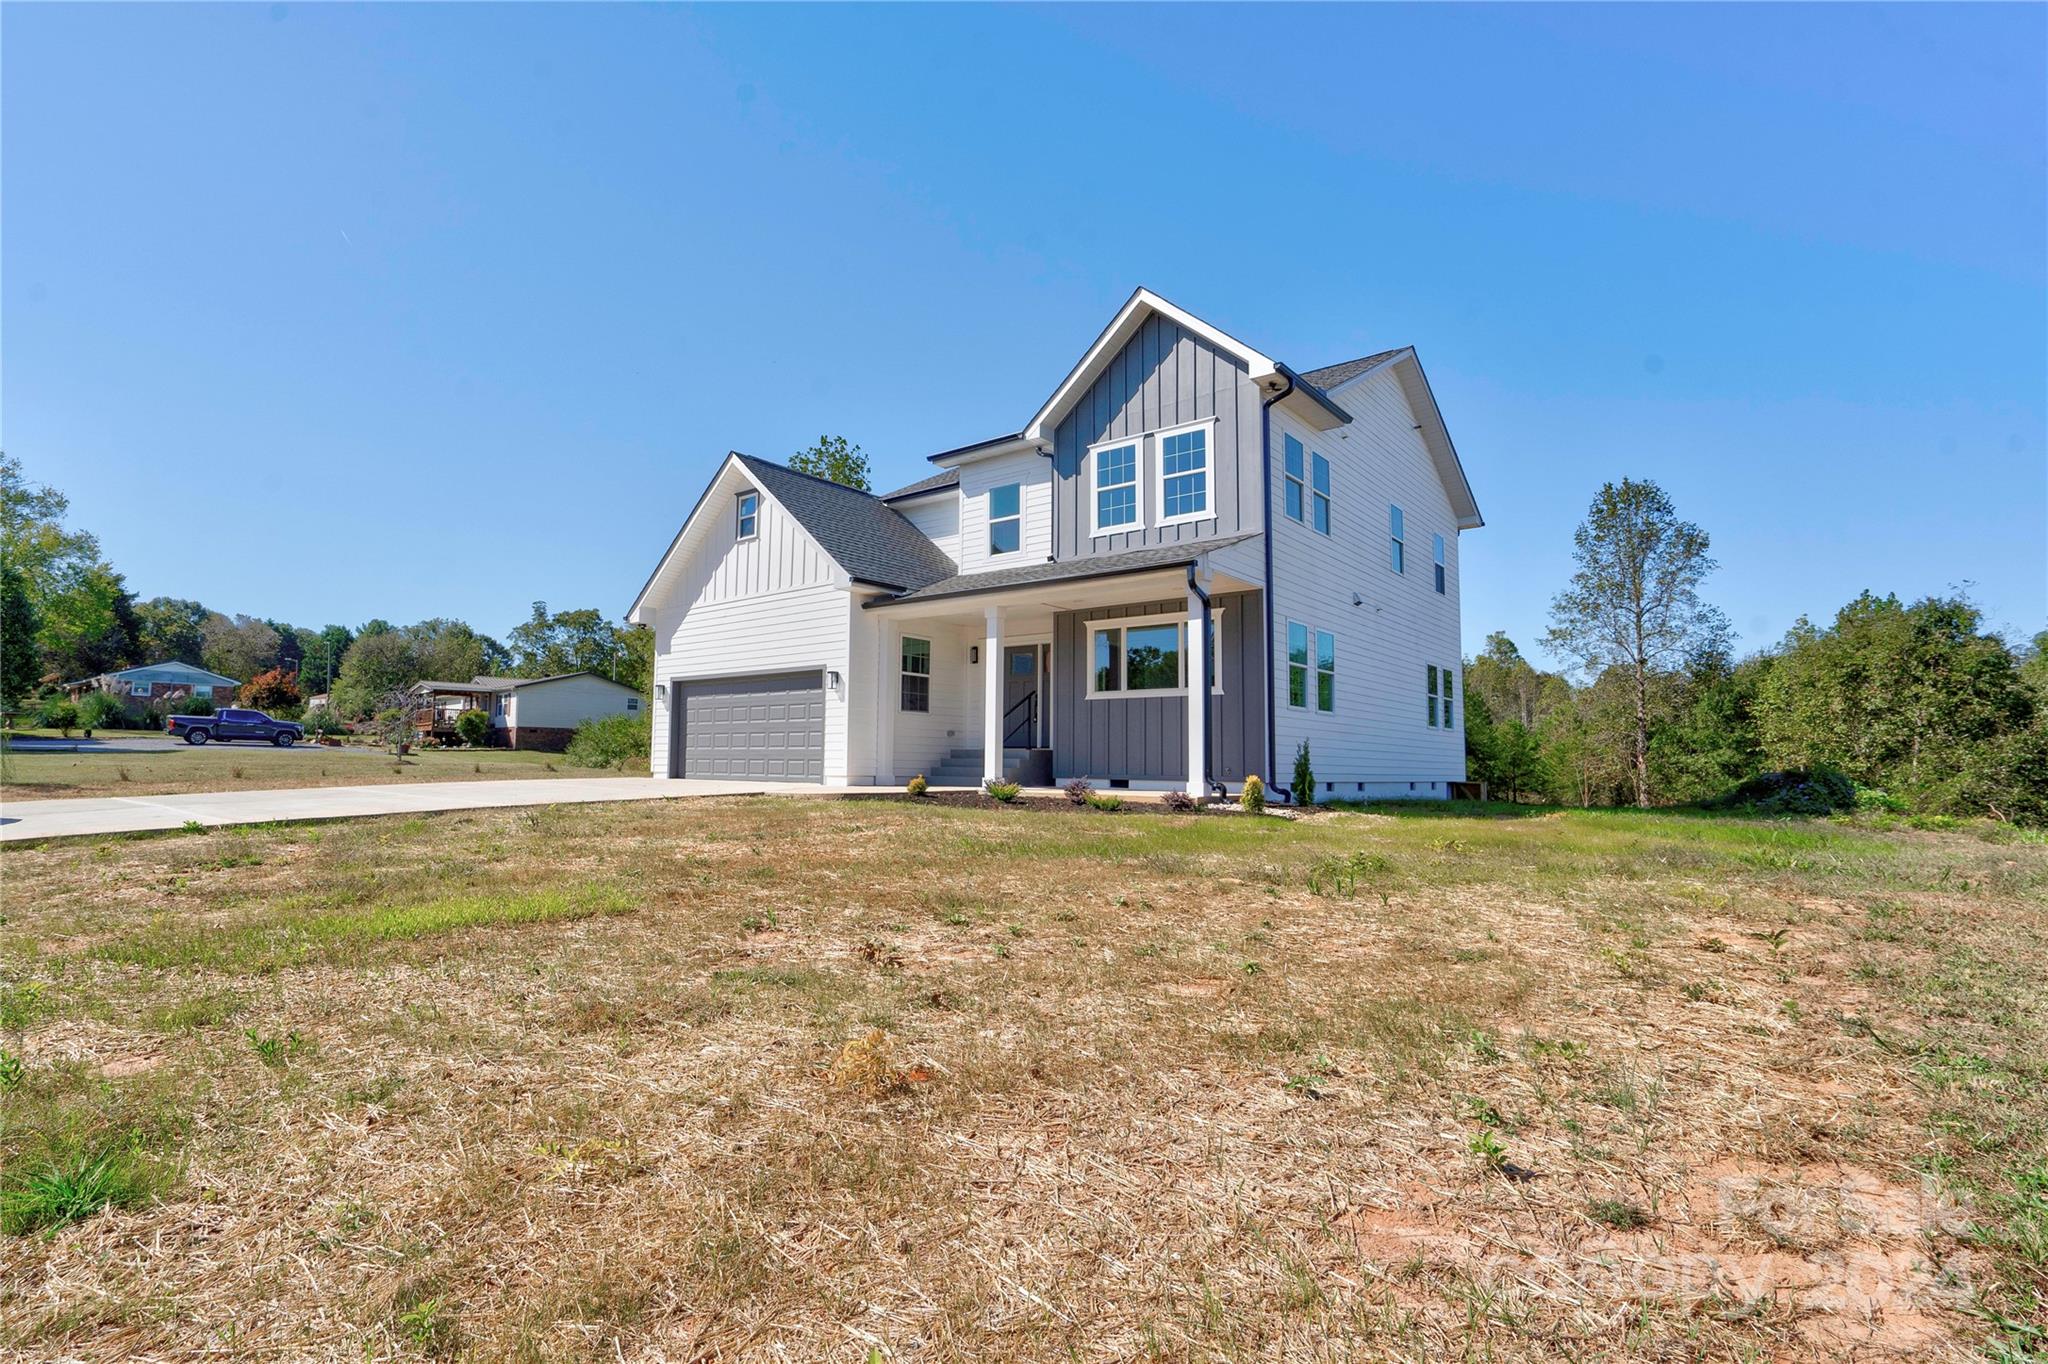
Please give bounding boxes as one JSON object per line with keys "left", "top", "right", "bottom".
{"left": 1003, "top": 689, "right": 1037, "bottom": 748}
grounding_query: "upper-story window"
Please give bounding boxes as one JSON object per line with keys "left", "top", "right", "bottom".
{"left": 1311, "top": 452, "right": 1332, "bottom": 535}
{"left": 1390, "top": 505, "right": 1406, "bottom": 573}
{"left": 1283, "top": 435, "right": 1306, "bottom": 522}
{"left": 1091, "top": 440, "right": 1141, "bottom": 536}
{"left": 736, "top": 490, "right": 760, "bottom": 541}
{"left": 1157, "top": 422, "right": 1211, "bottom": 525}
{"left": 989, "top": 483, "right": 1022, "bottom": 554}
{"left": 1433, "top": 534, "right": 1447, "bottom": 593}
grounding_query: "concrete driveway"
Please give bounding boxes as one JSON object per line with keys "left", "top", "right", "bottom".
{"left": 0, "top": 777, "right": 819, "bottom": 842}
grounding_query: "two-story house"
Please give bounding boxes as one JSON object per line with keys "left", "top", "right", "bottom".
{"left": 626, "top": 289, "right": 1482, "bottom": 801}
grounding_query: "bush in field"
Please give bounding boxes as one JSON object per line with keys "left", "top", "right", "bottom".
{"left": 1163, "top": 790, "right": 1198, "bottom": 812}
{"left": 1708, "top": 767, "right": 1860, "bottom": 818}
{"left": 239, "top": 668, "right": 302, "bottom": 716}
{"left": 76, "top": 691, "right": 126, "bottom": 732}
{"left": 302, "top": 708, "right": 347, "bottom": 736}
{"left": 37, "top": 698, "right": 78, "bottom": 736}
{"left": 1240, "top": 774, "right": 1266, "bottom": 813}
{"left": 983, "top": 779, "right": 1021, "bottom": 803}
{"left": 1063, "top": 777, "right": 1092, "bottom": 805}
{"left": 453, "top": 708, "right": 491, "bottom": 748}
{"left": 174, "top": 694, "right": 216, "bottom": 716}
{"left": 1083, "top": 790, "right": 1123, "bottom": 812}
{"left": 564, "top": 712, "right": 650, "bottom": 770}
{"left": 905, "top": 774, "right": 928, "bottom": 798}
{"left": 1293, "top": 740, "right": 1316, "bottom": 807}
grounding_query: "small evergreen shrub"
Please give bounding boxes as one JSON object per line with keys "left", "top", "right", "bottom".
{"left": 984, "top": 779, "right": 1021, "bottom": 803}
{"left": 906, "top": 773, "right": 928, "bottom": 798}
{"left": 1709, "top": 767, "right": 1860, "bottom": 817}
{"left": 1084, "top": 790, "right": 1123, "bottom": 812}
{"left": 453, "top": 708, "right": 492, "bottom": 748}
{"left": 563, "top": 712, "right": 650, "bottom": 770}
{"left": 37, "top": 698, "right": 78, "bottom": 735}
{"left": 1240, "top": 774, "right": 1266, "bottom": 813}
{"left": 1162, "top": 790, "right": 1198, "bottom": 812}
{"left": 1063, "top": 777, "right": 1093, "bottom": 805}
{"left": 1293, "top": 740, "right": 1316, "bottom": 807}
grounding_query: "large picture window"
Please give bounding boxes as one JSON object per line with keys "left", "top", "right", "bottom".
{"left": 1092, "top": 441, "right": 1140, "bottom": 535}
{"left": 1087, "top": 613, "right": 1225, "bottom": 698}
{"left": 901, "top": 637, "right": 931, "bottom": 713}
{"left": 989, "top": 483, "right": 1021, "bottom": 555}
{"left": 1157, "top": 422, "right": 1211, "bottom": 524}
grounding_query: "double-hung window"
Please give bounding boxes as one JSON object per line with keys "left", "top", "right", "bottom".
{"left": 989, "top": 483, "right": 1021, "bottom": 555}
{"left": 1390, "top": 505, "right": 1406, "bottom": 574}
{"left": 1433, "top": 534, "right": 1446, "bottom": 593}
{"left": 1426, "top": 664, "right": 1439, "bottom": 726}
{"left": 1441, "top": 664, "right": 1455, "bottom": 729}
{"left": 1157, "top": 422, "right": 1211, "bottom": 524}
{"left": 900, "top": 637, "right": 931, "bottom": 713}
{"left": 1311, "top": 453, "right": 1332, "bottom": 534}
{"left": 1092, "top": 440, "right": 1140, "bottom": 535}
{"left": 1088, "top": 613, "right": 1224, "bottom": 697}
{"left": 1283, "top": 435, "right": 1306, "bottom": 522}
{"left": 736, "top": 491, "right": 760, "bottom": 541}
{"left": 1287, "top": 623, "right": 1337, "bottom": 711}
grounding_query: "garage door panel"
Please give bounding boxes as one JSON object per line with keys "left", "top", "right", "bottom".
{"left": 676, "top": 672, "right": 825, "bottom": 781}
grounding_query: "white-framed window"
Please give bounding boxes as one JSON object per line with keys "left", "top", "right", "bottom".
{"left": 989, "top": 483, "right": 1022, "bottom": 555}
{"left": 1285, "top": 623, "right": 1337, "bottom": 711}
{"left": 1390, "top": 505, "right": 1406, "bottom": 574}
{"left": 1315, "top": 629, "right": 1336, "bottom": 712}
{"left": 1283, "top": 435, "right": 1306, "bottom": 522}
{"left": 900, "top": 637, "right": 931, "bottom": 713}
{"left": 1090, "top": 439, "right": 1141, "bottom": 536}
{"left": 1433, "top": 534, "right": 1447, "bottom": 594}
{"left": 192, "top": 685, "right": 211, "bottom": 698}
{"left": 1086, "top": 612, "right": 1223, "bottom": 698}
{"left": 1441, "top": 664, "right": 1455, "bottom": 728}
{"left": 736, "top": 490, "right": 760, "bottom": 541}
{"left": 1155, "top": 420, "right": 1213, "bottom": 525}
{"left": 130, "top": 681, "right": 151, "bottom": 697}
{"left": 1311, "top": 453, "right": 1332, "bottom": 535}
{"left": 1287, "top": 622, "right": 1309, "bottom": 708}
{"left": 1426, "top": 664, "right": 1439, "bottom": 727}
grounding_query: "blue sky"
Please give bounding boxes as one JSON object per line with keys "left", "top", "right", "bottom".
{"left": 6, "top": 3, "right": 2043, "bottom": 661}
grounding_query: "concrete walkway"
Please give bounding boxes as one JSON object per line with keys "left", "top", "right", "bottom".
{"left": 0, "top": 777, "right": 817, "bottom": 843}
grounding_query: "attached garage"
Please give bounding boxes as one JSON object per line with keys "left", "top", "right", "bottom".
{"left": 671, "top": 672, "right": 826, "bottom": 781}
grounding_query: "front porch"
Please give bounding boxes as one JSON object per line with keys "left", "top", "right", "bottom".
{"left": 867, "top": 559, "right": 1266, "bottom": 797}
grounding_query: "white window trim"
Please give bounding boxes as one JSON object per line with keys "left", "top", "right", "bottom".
{"left": 1282, "top": 434, "right": 1307, "bottom": 523}
{"left": 1088, "top": 436, "right": 1145, "bottom": 538}
{"left": 988, "top": 483, "right": 1022, "bottom": 555}
{"left": 1084, "top": 610, "right": 1225, "bottom": 700}
{"left": 1314, "top": 629, "right": 1337, "bottom": 713}
{"left": 1390, "top": 504, "right": 1406, "bottom": 574}
{"left": 1433, "top": 533, "right": 1448, "bottom": 593}
{"left": 1153, "top": 418, "right": 1217, "bottom": 528}
{"left": 1284, "top": 618, "right": 1309, "bottom": 710}
{"left": 130, "top": 681, "right": 151, "bottom": 697}
{"left": 1310, "top": 451, "right": 1332, "bottom": 536}
{"left": 900, "top": 636, "right": 932, "bottom": 713}
{"left": 736, "top": 490, "right": 760, "bottom": 542}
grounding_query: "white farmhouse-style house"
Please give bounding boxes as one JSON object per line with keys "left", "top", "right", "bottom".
{"left": 627, "top": 289, "right": 1482, "bottom": 801}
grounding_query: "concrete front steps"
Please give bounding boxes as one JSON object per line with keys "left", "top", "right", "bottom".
{"left": 922, "top": 747, "right": 1051, "bottom": 787}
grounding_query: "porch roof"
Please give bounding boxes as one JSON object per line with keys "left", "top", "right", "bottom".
{"left": 862, "top": 534, "right": 1257, "bottom": 609}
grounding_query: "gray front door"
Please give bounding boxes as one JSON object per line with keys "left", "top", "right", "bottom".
{"left": 1003, "top": 645, "right": 1042, "bottom": 747}
{"left": 675, "top": 672, "right": 825, "bottom": 781}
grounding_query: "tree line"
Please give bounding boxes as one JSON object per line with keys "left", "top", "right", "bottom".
{"left": 1465, "top": 478, "right": 2047, "bottom": 825}
{"left": 0, "top": 454, "right": 651, "bottom": 722}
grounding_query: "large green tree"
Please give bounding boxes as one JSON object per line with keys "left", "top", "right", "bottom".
{"left": 201, "top": 613, "right": 282, "bottom": 683}
{"left": 135, "top": 597, "right": 210, "bottom": 666}
{"left": 38, "top": 563, "right": 141, "bottom": 681}
{"left": 1544, "top": 479, "right": 1728, "bottom": 807}
{"left": 0, "top": 452, "right": 99, "bottom": 607}
{"left": 789, "top": 435, "right": 871, "bottom": 491}
{"left": 508, "top": 602, "right": 631, "bottom": 681}
{"left": 331, "top": 631, "right": 419, "bottom": 720}
{"left": 0, "top": 562, "right": 42, "bottom": 709}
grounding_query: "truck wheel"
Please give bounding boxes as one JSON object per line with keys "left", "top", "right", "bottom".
{"left": 273, "top": 731, "right": 296, "bottom": 748}
{"left": 186, "top": 729, "right": 209, "bottom": 745}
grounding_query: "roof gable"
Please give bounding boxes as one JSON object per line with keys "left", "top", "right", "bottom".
{"left": 104, "top": 661, "right": 242, "bottom": 687}
{"left": 1312, "top": 349, "right": 1482, "bottom": 530}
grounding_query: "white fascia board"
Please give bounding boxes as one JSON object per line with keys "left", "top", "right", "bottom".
{"left": 932, "top": 435, "right": 1047, "bottom": 469}
{"left": 1023, "top": 288, "right": 1279, "bottom": 442}
{"left": 625, "top": 454, "right": 852, "bottom": 623}
{"left": 1323, "top": 350, "right": 1484, "bottom": 531}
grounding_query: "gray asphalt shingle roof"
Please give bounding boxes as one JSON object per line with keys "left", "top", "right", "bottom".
{"left": 866, "top": 534, "right": 1258, "bottom": 607}
{"left": 733, "top": 455, "right": 959, "bottom": 593}
{"left": 1298, "top": 349, "right": 1407, "bottom": 391}
{"left": 879, "top": 469, "right": 959, "bottom": 501}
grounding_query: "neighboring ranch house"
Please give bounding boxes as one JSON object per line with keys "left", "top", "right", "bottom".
{"left": 628, "top": 288, "right": 1482, "bottom": 801}
{"left": 66, "top": 661, "right": 241, "bottom": 715}
{"left": 408, "top": 672, "right": 644, "bottom": 751}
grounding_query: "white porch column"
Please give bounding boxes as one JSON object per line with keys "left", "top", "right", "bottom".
{"left": 1185, "top": 586, "right": 1208, "bottom": 798}
{"left": 982, "top": 606, "right": 1004, "bottom": 785}
{"left": 875, "top": 618, "right": 898, "bottom": 786}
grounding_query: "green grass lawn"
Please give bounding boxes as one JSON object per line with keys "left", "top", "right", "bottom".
{"left": 0, "top": 741, "right": 617, "bottom": 799}
{"left": 1, "top": 798, "right": 2041, "bottom": 1361}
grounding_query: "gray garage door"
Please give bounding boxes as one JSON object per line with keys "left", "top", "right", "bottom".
{"left": 675, "top": 672, "right": 825, "bottom": 781}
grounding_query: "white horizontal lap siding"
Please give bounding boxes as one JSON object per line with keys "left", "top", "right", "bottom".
{"left": 894, "top": 494, "right": 961, "bottom": 567}
{"left": 957, "top": 451, "right": 1052, "bottom": 575}
{"left": 646, "top": 482, "right": 852, "bottom": 781}
{"left": 888, "top": 620, "right": 981, "bottom": 783}
{"left": 1269, "top": 368, "right": 1465, "bottom": 793}
{"left": 512, "top": 676, "right": 641, "bottom": 730}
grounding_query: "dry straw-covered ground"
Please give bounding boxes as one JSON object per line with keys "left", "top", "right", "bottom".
{"left": 1, "top": 796, "right": 2042, "bottom": 1362}
{"left": 0, "top": 741, "right": 602, "bottom": 799}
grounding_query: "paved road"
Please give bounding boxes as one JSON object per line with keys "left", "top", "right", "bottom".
{"left": 0, "top": 777, "right": 819, "bottom": 842}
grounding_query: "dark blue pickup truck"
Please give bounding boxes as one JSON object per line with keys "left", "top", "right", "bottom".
{"left": 167, "top": 708, "right": 305, "bottom": 747}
